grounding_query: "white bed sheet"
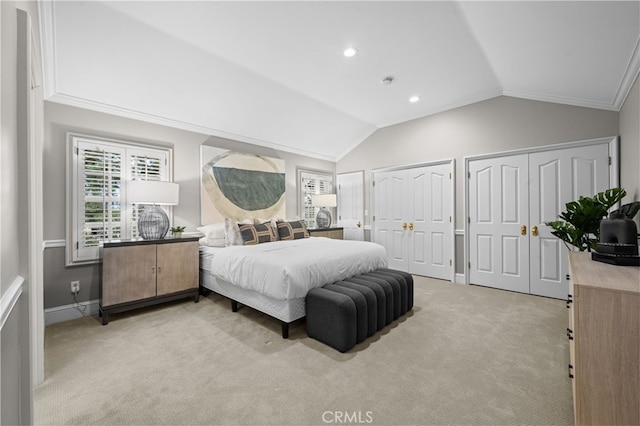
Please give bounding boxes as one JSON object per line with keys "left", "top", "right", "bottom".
{"left": 199, "top": 237, "right": 387, "bottom": 300}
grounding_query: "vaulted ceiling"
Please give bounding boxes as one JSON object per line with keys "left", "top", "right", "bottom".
{"left": 40, "top": 1, "right": 640, "bottom": 161}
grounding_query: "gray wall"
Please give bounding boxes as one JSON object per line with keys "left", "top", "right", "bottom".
{"left": 338, "top": 95, "right": 621, "bottom": 228}
{"left": 43, "top": 103, "right": 335, "bottom": 308}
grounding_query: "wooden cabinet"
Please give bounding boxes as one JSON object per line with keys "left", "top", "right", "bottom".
{"left": 567, "top": 252, "right": 639, "bottom": 425}
{"left": 100, "top": 237, "right": 200, "bottom": 325}
{"left": 308, "top": 227, "right": 344, "bottom": 240}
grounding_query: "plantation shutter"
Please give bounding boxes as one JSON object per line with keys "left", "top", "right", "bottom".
{"left": 300, "top": 171, "right": 334, "bottom": 228}
{"left": 128, "top": 148, "right": 167, "bottom": 239}
{"left": 70, "top": 135, "right": 169, "bottom": 264}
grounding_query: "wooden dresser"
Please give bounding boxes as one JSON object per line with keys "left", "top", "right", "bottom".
{"left": 100, "top": 237, "right": 200, "bottom": 325}
{"left": 308, "top": 227, "right": 344, "bottom": 240}
{"left": 567, "top": 252, "right": 639, "bottom": 425}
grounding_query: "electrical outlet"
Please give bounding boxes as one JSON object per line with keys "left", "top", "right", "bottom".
{"left": 70, "top": 281, "right": 80, "bottom": 294}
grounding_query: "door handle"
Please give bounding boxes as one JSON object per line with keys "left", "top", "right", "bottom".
{"left": 521, "top": 225, "right": 527, "bottom": 236}
{"left": 409, "top": 223, "right": 414, "bottom": 231}
{"left": 357, "top": 221, "right": 362, "bottom": 228}
{"left": 531, "top": 225, "right": 538, "bottom": 237}
{"left": 402, "top": 223, "right": 407, "bottom": 230}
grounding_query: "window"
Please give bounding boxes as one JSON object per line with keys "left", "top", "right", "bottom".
{"left": 298, "top": 169, "right": 334, "bottom": 228}
{"left": 68, "top": 134, "right": 171, "bottom": 264}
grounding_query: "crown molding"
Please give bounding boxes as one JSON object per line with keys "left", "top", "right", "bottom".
{"left": 501, "top": 89, "right": 619, "bottom": 112}
{"left": 613, "top": 37, "right": 640, "bottom": 110}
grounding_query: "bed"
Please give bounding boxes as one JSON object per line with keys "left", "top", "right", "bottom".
{"left": 199, "top": 236, "right": 387, "bottom": 337}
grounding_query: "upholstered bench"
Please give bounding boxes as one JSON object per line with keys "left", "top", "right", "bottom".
{"left": 306, "top": 269, "right": 414, "bottom": 352}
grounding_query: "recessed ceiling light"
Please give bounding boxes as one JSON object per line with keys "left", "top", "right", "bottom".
{"left": 343, "top": 47, "right": 358, "bottom": 57}
{"left": 409, "top": 96, "right": 421, "bottom": 103}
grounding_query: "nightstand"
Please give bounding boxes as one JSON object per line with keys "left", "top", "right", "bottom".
{"left": 99, "top": 237, "right": 200, "bottom": 325}
{"left": 308, "top": 227, "right": 344, "bottom": 240}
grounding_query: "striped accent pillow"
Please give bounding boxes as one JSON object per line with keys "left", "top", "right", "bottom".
{"left": 276, "top": 220, "right": 309, "bottom": 240}
{"left": 239, "top": 222, "right": 277, "bottom": 245}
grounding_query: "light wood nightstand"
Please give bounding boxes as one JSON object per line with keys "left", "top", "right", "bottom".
{"left": 308, "top": 227, "right": 344, "bottom": 240}
{"left": 99, "top": 237, "right": 200, "bottom": 325}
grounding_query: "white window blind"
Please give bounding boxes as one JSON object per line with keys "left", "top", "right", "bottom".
{"left": 299, "top": 170, "right": 334, "bottom": 228}
{"left": 69, "top": 134, "right": 170, "bottom": 264}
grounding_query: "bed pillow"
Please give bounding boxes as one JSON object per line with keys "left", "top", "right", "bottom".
{"left": 198, "top": 236, "right": 226, "bottom": 247}
{"left": 239, "top": 222, "right": 278, "bottom": 245}
{"left": 197, "top": 222, "right": 226, "bottom": 239}
{"left": 224, "top": 218, "right": 254, "bottom": 246}
{"left": 276, "top": 220, "right": 309, "bottom": 240}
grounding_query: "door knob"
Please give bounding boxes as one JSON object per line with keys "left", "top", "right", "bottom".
{"left": 402, "top": 223, "right": 407, "bottom": 230}
{"left": 521, "top": 225, "right": 527, "bottom": 236}
{"left": 532, "top": 225, "right": 538, "bottom": 237}
{"left": 357, "top": 221, "right": 362, "bottom": 228}
{"left": 409, "top": 223, "right": 414, "bottom": 231}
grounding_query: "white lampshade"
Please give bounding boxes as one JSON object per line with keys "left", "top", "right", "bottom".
{"left": 311, "top": 194, "right": 337, "bottom": 208}
{"left": 127, "top": 180, "right": 179, "bottom": 205}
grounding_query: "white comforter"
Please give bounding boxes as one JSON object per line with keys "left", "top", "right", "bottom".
{"left": 201, "top": 237, "right": 387, "bottom": 300}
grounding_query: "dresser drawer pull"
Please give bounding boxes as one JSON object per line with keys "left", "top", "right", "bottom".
{"left": 566, "top": 328, "right": 574, "bottom": 340}
{"left": 568, "top": 364, "right": 574, "bottom": 379}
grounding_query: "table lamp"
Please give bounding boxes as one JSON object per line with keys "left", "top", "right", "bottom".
{"left": 127, "top": 180, "right": 179, "bottom": 239}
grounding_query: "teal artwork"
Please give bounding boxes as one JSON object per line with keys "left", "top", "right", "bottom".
{"left": 212, "top": 167, "right": 285, "bottom": 211}
{"left": 200, "top": 146, "right": 286, "bottom": 224}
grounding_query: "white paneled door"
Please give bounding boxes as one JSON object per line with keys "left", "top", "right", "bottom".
{"left": 374, "top": 169, "right": 409, "bottom": 271}
{"left": 529, "top": 144, "right": 609, "bottom": 298}
{"left": 468, "top": 142, "right": 611, "bottom": 298}
{"left": 373, "top": 161, "right": 454, "bottom": 280}
{"left": 469, "top": 154, "right": 530, "bottom": 293}
{"left": 337, "top": 171, "right": 365, "bottom": 241}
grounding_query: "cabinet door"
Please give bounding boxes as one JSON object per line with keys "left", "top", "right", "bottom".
{"left": 156, "top": 241, "right": 199, "bottom": 296}
{"left": 103, "top": 245, "right": 157, "bottom": 306}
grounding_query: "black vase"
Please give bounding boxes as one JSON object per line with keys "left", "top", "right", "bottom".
{"left": 598, "top": 212, "right": 638, "bottom": 255}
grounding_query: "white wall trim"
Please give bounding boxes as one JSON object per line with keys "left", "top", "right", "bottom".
{"left": 45, "top": 299, "right": 100, "bottom": 325}
{"left": 614, "top": 37, "right": 640, "bottom": 110}
{"left": 455, "top": 273, "right": 466, "bottom": 285}
{"left": 43, "top": 239, "right": 65, "bottom": 249}
{"left": 1, "top": 276, "right": 25, "bottom": 331}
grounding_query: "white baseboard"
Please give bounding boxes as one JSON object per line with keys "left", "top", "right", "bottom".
{"left": 45, "top": 299, "right": 99, "bottom": 325}
{"left": 455, "top": 273, "right": 466, "bottom": 284}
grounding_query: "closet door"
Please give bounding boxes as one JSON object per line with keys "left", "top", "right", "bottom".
{"left": 408, "top": 164, "right": 453, "bottom": 280}
{"left": 373, "top": 169, "right": 409, "bottom": 271}
{"left": 469, "top": 154, "right": 530, "bottom": 293}
{"left": 529, "top": 144, "right": 609, "bottom": 298}
{"left": 468, "top": 141, "right": 611, "bottom": 298}
{"left": 374, "top": 161, "right": 455, "bottom": 278}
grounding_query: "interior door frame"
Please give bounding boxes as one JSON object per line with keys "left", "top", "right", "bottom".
{"left": 337, "top": 170, "right": 365, "bottom": 240}
{"left": 371, "top": 158, "right": 456, "bottom": 282}
{"left": 463, "top": 136, "right": 619, "bottom": 286}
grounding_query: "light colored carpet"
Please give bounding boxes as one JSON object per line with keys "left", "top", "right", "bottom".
{"left": 34, "top": 276, "right": 573, "bottom": 425}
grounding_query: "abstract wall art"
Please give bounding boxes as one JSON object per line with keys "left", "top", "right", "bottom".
{"left": 200, "top": 146, "right": 286, "bottom": 224}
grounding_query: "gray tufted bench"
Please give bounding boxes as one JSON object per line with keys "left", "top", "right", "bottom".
{"left": 306, "top": 269, "right": 414, "bottom": 352}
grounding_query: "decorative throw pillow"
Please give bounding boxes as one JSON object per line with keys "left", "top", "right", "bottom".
{"left": 224, "top": 218, "right": 254, "bottom": 246}
{"left": 277, "top": 220, "right": 309, "bottom": 240}
{"left": 239, "top": 222, "right": 277, "bottom": 245}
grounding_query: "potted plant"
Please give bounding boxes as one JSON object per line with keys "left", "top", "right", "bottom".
{"left": 545, "top": 187, "right": 639, "bottom": 252}
{"left": 170, "top": 225, "right": 186, "bottom": 238}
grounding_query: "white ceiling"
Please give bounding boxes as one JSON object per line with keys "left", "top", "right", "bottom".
{"left": 40, "top": 1, "right": 640, "bottom": 161}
